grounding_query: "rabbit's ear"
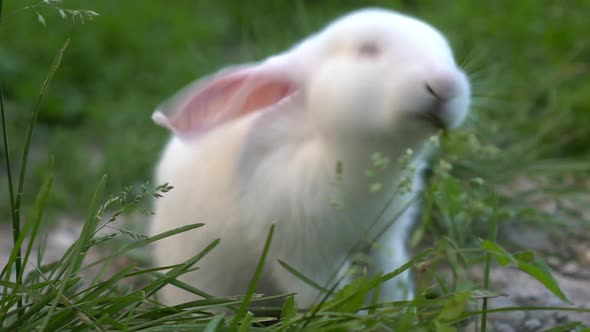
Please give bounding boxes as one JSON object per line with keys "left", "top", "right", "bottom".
{"left": 152, "top": 59, "right": 298, "bottom": 138}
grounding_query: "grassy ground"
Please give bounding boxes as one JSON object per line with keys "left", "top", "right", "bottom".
{"left": 1, "top": 0, "right": 590, "bottom": 331}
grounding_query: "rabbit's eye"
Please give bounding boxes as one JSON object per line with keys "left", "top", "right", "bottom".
{"left": 357, "top": 42, "right": 380, "bottom": 57}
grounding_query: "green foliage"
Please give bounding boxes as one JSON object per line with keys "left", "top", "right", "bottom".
{"left": 481, "top": 240, "right": 570, "bottom": 304}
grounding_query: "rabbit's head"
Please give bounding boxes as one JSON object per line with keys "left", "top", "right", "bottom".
{"left": 154, "top": 8, "right": 470, "bottom": 147}
{"left": 297, "top": 8, "right": 470, "bottom": 145}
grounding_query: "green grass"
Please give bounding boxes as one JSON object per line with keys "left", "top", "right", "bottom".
{"left": 1, "top": 0, "right": 590, "bottom": 331}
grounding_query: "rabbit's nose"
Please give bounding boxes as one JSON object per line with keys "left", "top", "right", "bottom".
{"left": 425, "top": 70, "right": 461, "bottom": 102}
{"left": 425, "top": 83, "right": 443, "bottom": 101}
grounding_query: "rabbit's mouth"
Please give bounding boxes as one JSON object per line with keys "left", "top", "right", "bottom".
{"left": 416, "top": 112, "right": 447, "bottom": 131}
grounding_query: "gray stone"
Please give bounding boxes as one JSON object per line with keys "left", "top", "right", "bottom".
{"left": 493, "top": 321, "right": 516, "bottom": 332}
{"left": 561, "top": 261, "right": 581, "bottom": 276}
{"left": 553, "top": 310, "right": 568, "bottom": 323}
{"left": 461, "top": 320, "right": 477, "bottom": 332}
{"left": 523, "top": 318, "right": 542, "bottom": 331}
{"left": 486, "top": 295, "right": 527, "bottom": 324}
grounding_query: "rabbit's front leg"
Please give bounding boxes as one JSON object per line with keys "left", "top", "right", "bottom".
{"left": 367, "top": 205, "right": 419, "bottom": 302}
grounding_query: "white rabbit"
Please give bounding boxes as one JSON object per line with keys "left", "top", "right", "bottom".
{"left": 150, "top": 7, "right": 471, "bottom": 308}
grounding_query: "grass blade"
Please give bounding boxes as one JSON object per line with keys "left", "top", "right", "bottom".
{"left": 277, "top": 259, "right": 329, "bottom": 293}
{"left": 230, "top": 224, "right": 275, "bottom": 330}
{"left": 481, "top": 197, "right": 498, "bottom": 332}
{"left": 448, "top": 305, "right": 590, "bottom": 324}
{"left": 13, "top": 37, "right": 69, "bottom": 283}
{"left": 1, "top": 38, "right": 69, "bottom": 321}
{"left": 82, "top": 223, "right": 205, "bottom": 271}
{"left": 481, "top": 240, "right": 571, "bottom": 304}
{"left": 381, "top": 248, "right": 433, "bottom": 283}
{"left": 203, "top": 314, "right": 224, "bottom": 332}
{"left": 237, "top": 311, "right": 254, "bottom": 332}
{"left": 38, "top": 174, "right": 107, "bottom": 332}
{"left": 20, "top": 176, "right": 53, "bottom": 285}
{"left": 0, "top": 83, "right": 21, "bottom": 324}
{"left": 144, "top": 238, "right": 219, "bottom": 299}
{"left": 542, "top": 322, "right": 583, "bottom": 332}
{"left": 0, "top": 177, "right": 53, "bottom": 324}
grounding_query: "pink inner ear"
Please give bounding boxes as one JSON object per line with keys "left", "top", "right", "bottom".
{"left": 155, "top": 69, "right": 295, "bottom": 138}
{"left": 242, "top": 81, "right": 293, "bottom": 113}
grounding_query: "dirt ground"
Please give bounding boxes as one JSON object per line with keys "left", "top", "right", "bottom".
{"left": 1, "top": 219, "right": 589, "bottom": 331}
{"left": 460, "top": 222, "right": 590, "bottom": 331}
{"left": 463, "top": 267, "right": 590, "bottom": 331}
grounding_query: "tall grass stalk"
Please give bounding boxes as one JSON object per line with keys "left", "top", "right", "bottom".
{"left": 230, "top": 224, "right": 276, "bottom": 330}
{"left": 481, "top": 197, "right": 499, "bottom": 332}
{"left": 0, "top": 0, "right": 24, "bottom": 317}
{"left": 0, "top": 85, "right": 22, "bottom": 324}
{"left": 39, "top": 174, "right": 106, "bottom": 331}
{"left": 0, "top": 37, "right": 69, "bottom": 322}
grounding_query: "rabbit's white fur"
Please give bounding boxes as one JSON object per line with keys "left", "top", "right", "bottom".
{"left": 150, "top": 8, "right": 471, "bottom": 307}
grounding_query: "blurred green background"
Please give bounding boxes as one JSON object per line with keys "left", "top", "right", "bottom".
{"left": 1, "top": 0, "right": 589, "bottom": 222}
